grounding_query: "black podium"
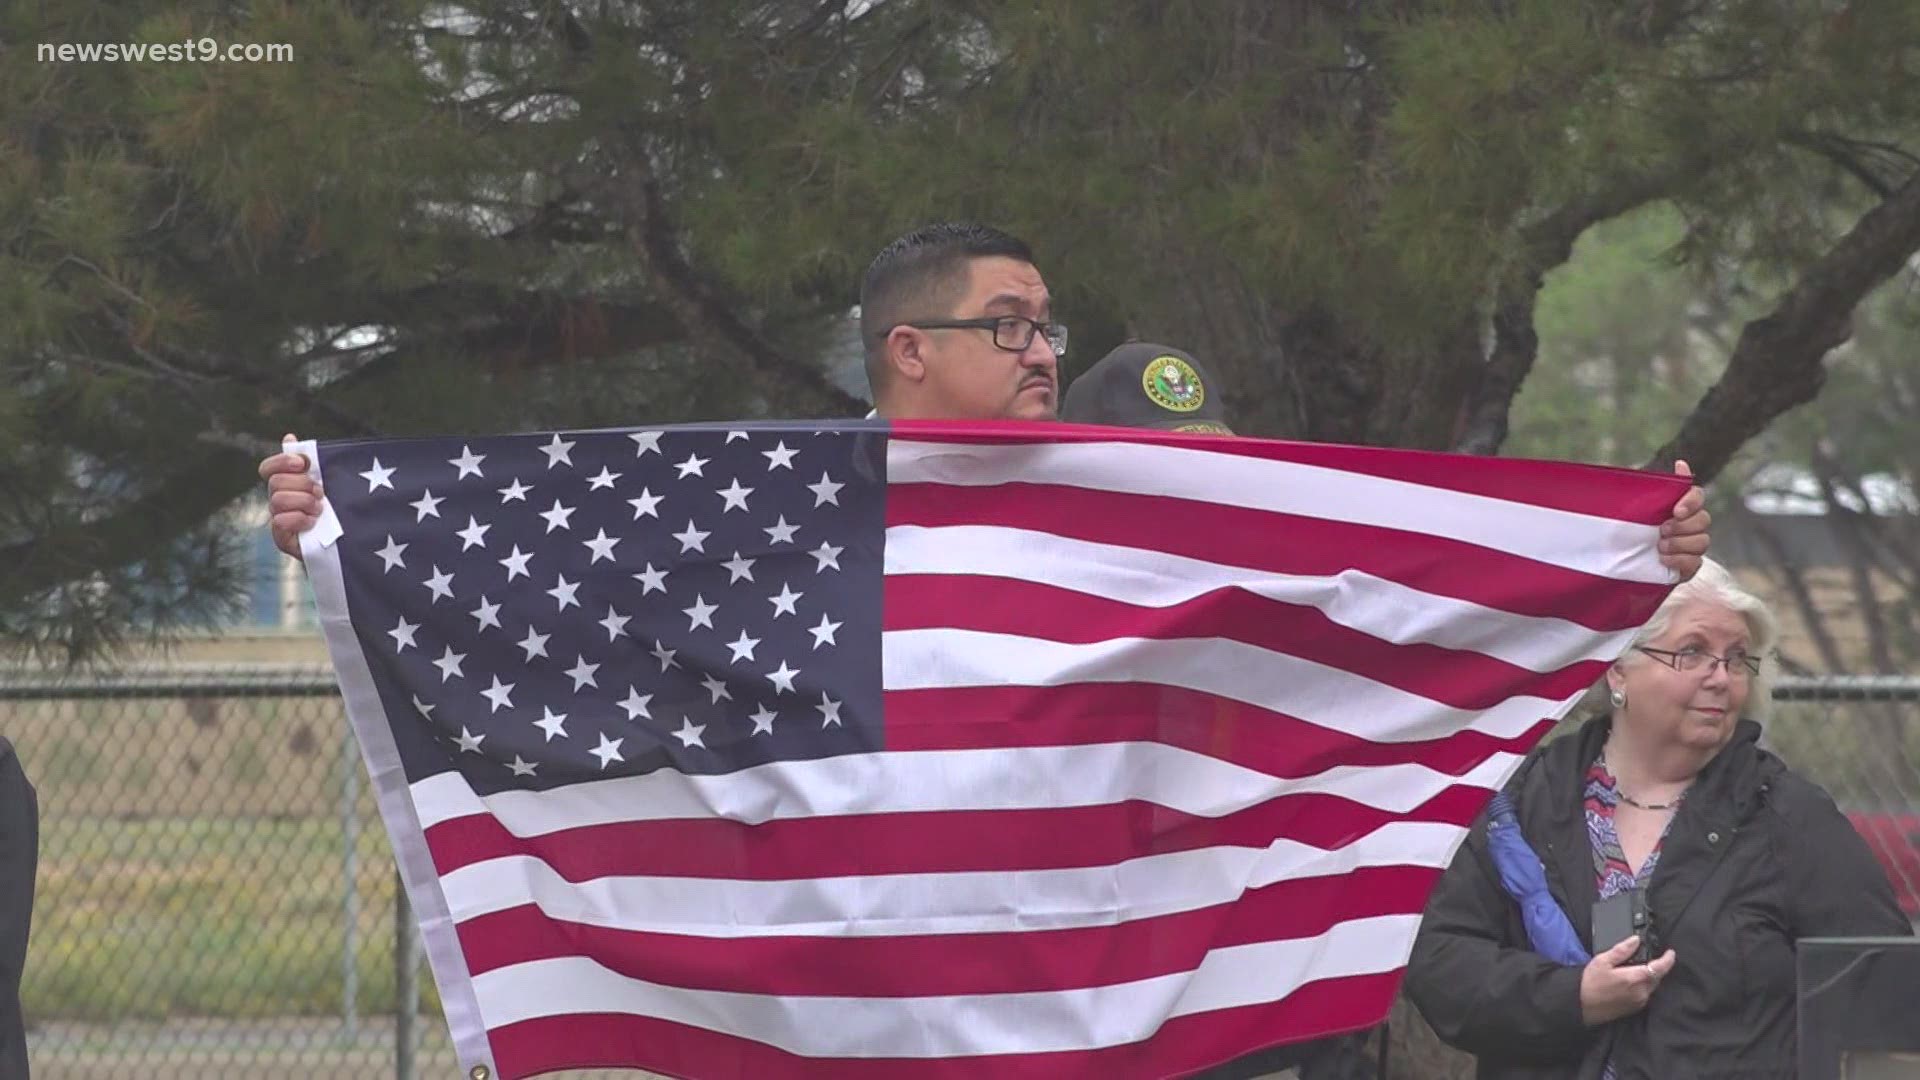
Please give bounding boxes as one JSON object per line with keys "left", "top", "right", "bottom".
{"left": 1798, "top": 936, "right": 1920, "bottom": 1079}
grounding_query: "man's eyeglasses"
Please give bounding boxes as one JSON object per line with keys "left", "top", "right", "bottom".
{"left": 1637, "top": 645, "right": 1762, "bottom": 678}
{"left": 896, "top": 315, "right": 1068, "bottom": 357}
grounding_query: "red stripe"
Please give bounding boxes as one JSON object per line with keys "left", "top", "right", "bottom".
{"left": 456, "top": 863, "right": 1436, "bottom": 992}
{"left": 424, "top": 783, "right": 1484, "bottom": 881}
{"left": 890, "top": 419, "right": 1687, "bottom": 525}
{"left": 884, "top": 573, "right": 1606, "bottom": 710}
{"left": 883, "top": 683, "right": 1556, "bottom": 777}
{"left": 486, "top": 970, "right": 1400, "bottom": 1080}
{"left": 885, "top": 481, "right": 1669, "bottom": 631}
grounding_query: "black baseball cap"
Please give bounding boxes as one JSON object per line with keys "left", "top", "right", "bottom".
{"left": 1060, "top": 342, "right": 1233, "bottom": 434}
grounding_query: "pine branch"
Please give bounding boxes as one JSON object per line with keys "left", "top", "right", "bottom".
{"left": 604, "top": 138, "right": 866, "bottom": 416}
{"left": 1648, "top": 166, "right": 1920, "bottom": 480}
{"left": 1453, "top": 175, "right": 1678, "bottom": 454}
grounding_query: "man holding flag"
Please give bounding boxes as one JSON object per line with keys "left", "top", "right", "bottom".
{"left": 254, "top": 222, "right": 1714, "bottom": 1079}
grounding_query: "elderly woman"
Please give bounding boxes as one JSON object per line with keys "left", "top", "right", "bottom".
{"left": 1404, "top": 559, "right": 1909, "bottom": 1078}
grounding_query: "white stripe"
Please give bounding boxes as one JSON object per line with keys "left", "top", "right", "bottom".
{"left": 437, "top": 820, "right": 1465, "bottom": 936}
{"left": 886, "top": 438, "right": 1670, "bottom": 585}
{"left": 884, "top": 523, "right": 1637, "bottom": 672}
{"left": 409, "top": 742, "right": 1521, "bottom": 835}
{"left": 885, "top": 627, "right": 1579, "bottom": 742}
{"left": 470, "top": 914, "right": 1419, "bottom": 1058}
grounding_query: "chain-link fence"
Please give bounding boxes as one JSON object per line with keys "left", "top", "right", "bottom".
{"left": 5, "top": 666, "right": 1916, "bottom": 1079}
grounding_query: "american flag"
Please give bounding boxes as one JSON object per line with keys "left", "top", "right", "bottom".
{"left": 296, "top": 419, "right": 1683, "bottom": 1080}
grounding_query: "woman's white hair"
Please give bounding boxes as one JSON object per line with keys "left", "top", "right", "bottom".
{"left": 1573, "top": 557, "right": 1779, "bottom": 722}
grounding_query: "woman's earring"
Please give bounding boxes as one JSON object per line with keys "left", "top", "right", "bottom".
{"left": 1609, "top": 688, "right": 1627, "bottom": 709}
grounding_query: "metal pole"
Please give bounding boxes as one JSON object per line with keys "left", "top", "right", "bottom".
{"left": 342, "top": 727, "right": 360, "bottom": 1041}
{"left": 396, "top": 866, "right": 418, "bottom": 1080}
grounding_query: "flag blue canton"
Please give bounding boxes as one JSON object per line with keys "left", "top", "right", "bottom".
{"left": 321, "top": 423, "right": 888, "bottom": 794}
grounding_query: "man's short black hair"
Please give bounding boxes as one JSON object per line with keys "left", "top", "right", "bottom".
{"left": 858, "top": 223, "right": 1035, "bottom": 395}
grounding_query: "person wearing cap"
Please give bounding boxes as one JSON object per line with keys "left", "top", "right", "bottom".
{"left": 1060, "top": 342, "right": 1234, "bottom": 434}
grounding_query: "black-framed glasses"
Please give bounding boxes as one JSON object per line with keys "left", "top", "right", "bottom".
{"left": 1637, "top": 645, "right": 1762, "bottom": 678}
{"left": 897, "top": 315, "right": 1068, "bottom": 357}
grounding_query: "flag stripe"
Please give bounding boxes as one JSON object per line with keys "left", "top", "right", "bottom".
{"left": 408, "top": 741, "right": 1518, "bottom": 837}
{"left": 885, "top": 437, "right": 1670, "bottom": 584}
{"left": 466, "top": 914, "right": 1421, "bottom": 1057}
{"left": 885, "top": 481, "right": 1665, "bottom": 633}
{"left": 455, "top": 863, "right": 1438, "bottom": 992}
{"left": 893, "top": 419, "right": 1686, "bottom": 525}
{"left": 422, "top": 782, "right": 1497, "bottom": 882}
{"left": 883, "top": 628, "right": 1577, "bottom": 741}
{"left": 486, "top": 970, "right": 1401, "bottom": 1080}
{"left": 885, "top": 684, "right": 1557, "bottom": 779}
{"left": 883, "top": 523, "right": 1633, "bottom": 672}
{"left": 430, "top": 821, "right": 1470, "bottom": 935}
{"left": 885, "top": 572, "right": 1608, "bottom": 710}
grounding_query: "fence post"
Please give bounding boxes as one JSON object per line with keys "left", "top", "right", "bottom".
{"left": 396, "top": 865, "right": 418, "bottom": 1080}
{"left": 342, "top": 726, "right": 361, "bottom": 1041}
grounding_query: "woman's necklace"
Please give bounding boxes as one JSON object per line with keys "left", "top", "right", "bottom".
{"left": 1601, "top": 750, "right": 1689, "bottom": 812}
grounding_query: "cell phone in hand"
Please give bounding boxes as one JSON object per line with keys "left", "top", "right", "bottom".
{"left": 1592, "top": 890, "right": 1652, "bottom": 963}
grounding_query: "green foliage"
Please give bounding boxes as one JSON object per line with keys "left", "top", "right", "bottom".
{"left": 5, "top": 0, "right": 1920, "bottom": 657}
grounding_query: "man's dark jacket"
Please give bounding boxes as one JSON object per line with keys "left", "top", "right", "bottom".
{"left": 1404, "top": 717, "right": 1911, "bottom": 1080}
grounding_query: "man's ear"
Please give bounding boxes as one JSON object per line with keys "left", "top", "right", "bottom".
{"left": 887, "top": 327, "right": 928, "bottom": 385}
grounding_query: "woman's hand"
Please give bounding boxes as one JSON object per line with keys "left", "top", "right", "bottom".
{"left": 1579, "top": 935, "right": 1677, "bottom": 1026}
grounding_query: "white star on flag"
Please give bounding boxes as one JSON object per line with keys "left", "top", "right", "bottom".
{"left": 717, "top": 479, "right": 754, "bottom": 512}
{"left": 359, "top": 459, "right": 394, "bottom": 491}
{"left": 376, "top": 535, "right": 408, "bottom": 573}
{"left": 387, "top": 616, "right": 418, "bottom": 651}
{"left": 470, "top": 596, "right": 502, "bottom": 632}
{"left": 807, "top": 472, "right": 843, "bottom": 507}
{"left": 517, "top": 627, "right": 550, "bottom": 661}
{"left": 547, "top": 574, "right": 581, "bottom": 611}
{"left": 673, "top": 521, "right": 710, "bottom": 554}
{"left": 540, "top": 434, "right": 575, "bottom": 469}
{"left": 564, "top": 655, "right": 600, "bottom": 691}
{"left": 726, "top": 631, "right": 761, "bottom": 664}
{"left": 410, "top": 490, "right": 444, "bottom": 522}
{"left": 815, "top": 691, "right": 843, "bottom": 727}
{"left": 618, "top": 687, "right": 653, "bottom": 721}
{"left": 632, "top": 563, "right": 669, "bottom": 594}
{"left": 480, "top": 676, "right": 515, "bottom": 713}
{"left": 768, "top": 584, "right": 803, "bottom": 617}
{"left": 589, "top": 733, "right": 623, "bottom": 768}
{"left": 449, "top": 445, "right": 486, "bottom": 479}
{"left": 811, "top": 542, "right": 843, "bottom": 572}
{"left": 582, "top": 529, "right": 621, "bottom": 563}
{"left": 455, "top": 516, "right": 491, "bottom": 551}
{"left": 533, "top": 707, "right": 568, "bottom": 741}
{"left": 499, "top": 545, "right": 534, "bottom": 581}
{"left": 432, "top": 647, "right": 465, "bottom": 683}
{"left": 539, "top": 500, "right": 576, "bottom": 533}
{"left": 628, "top": 488, "right": 663, "bottom": 519}
{"left": 762, "top": 442, "right": 797, "bottom": 470}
